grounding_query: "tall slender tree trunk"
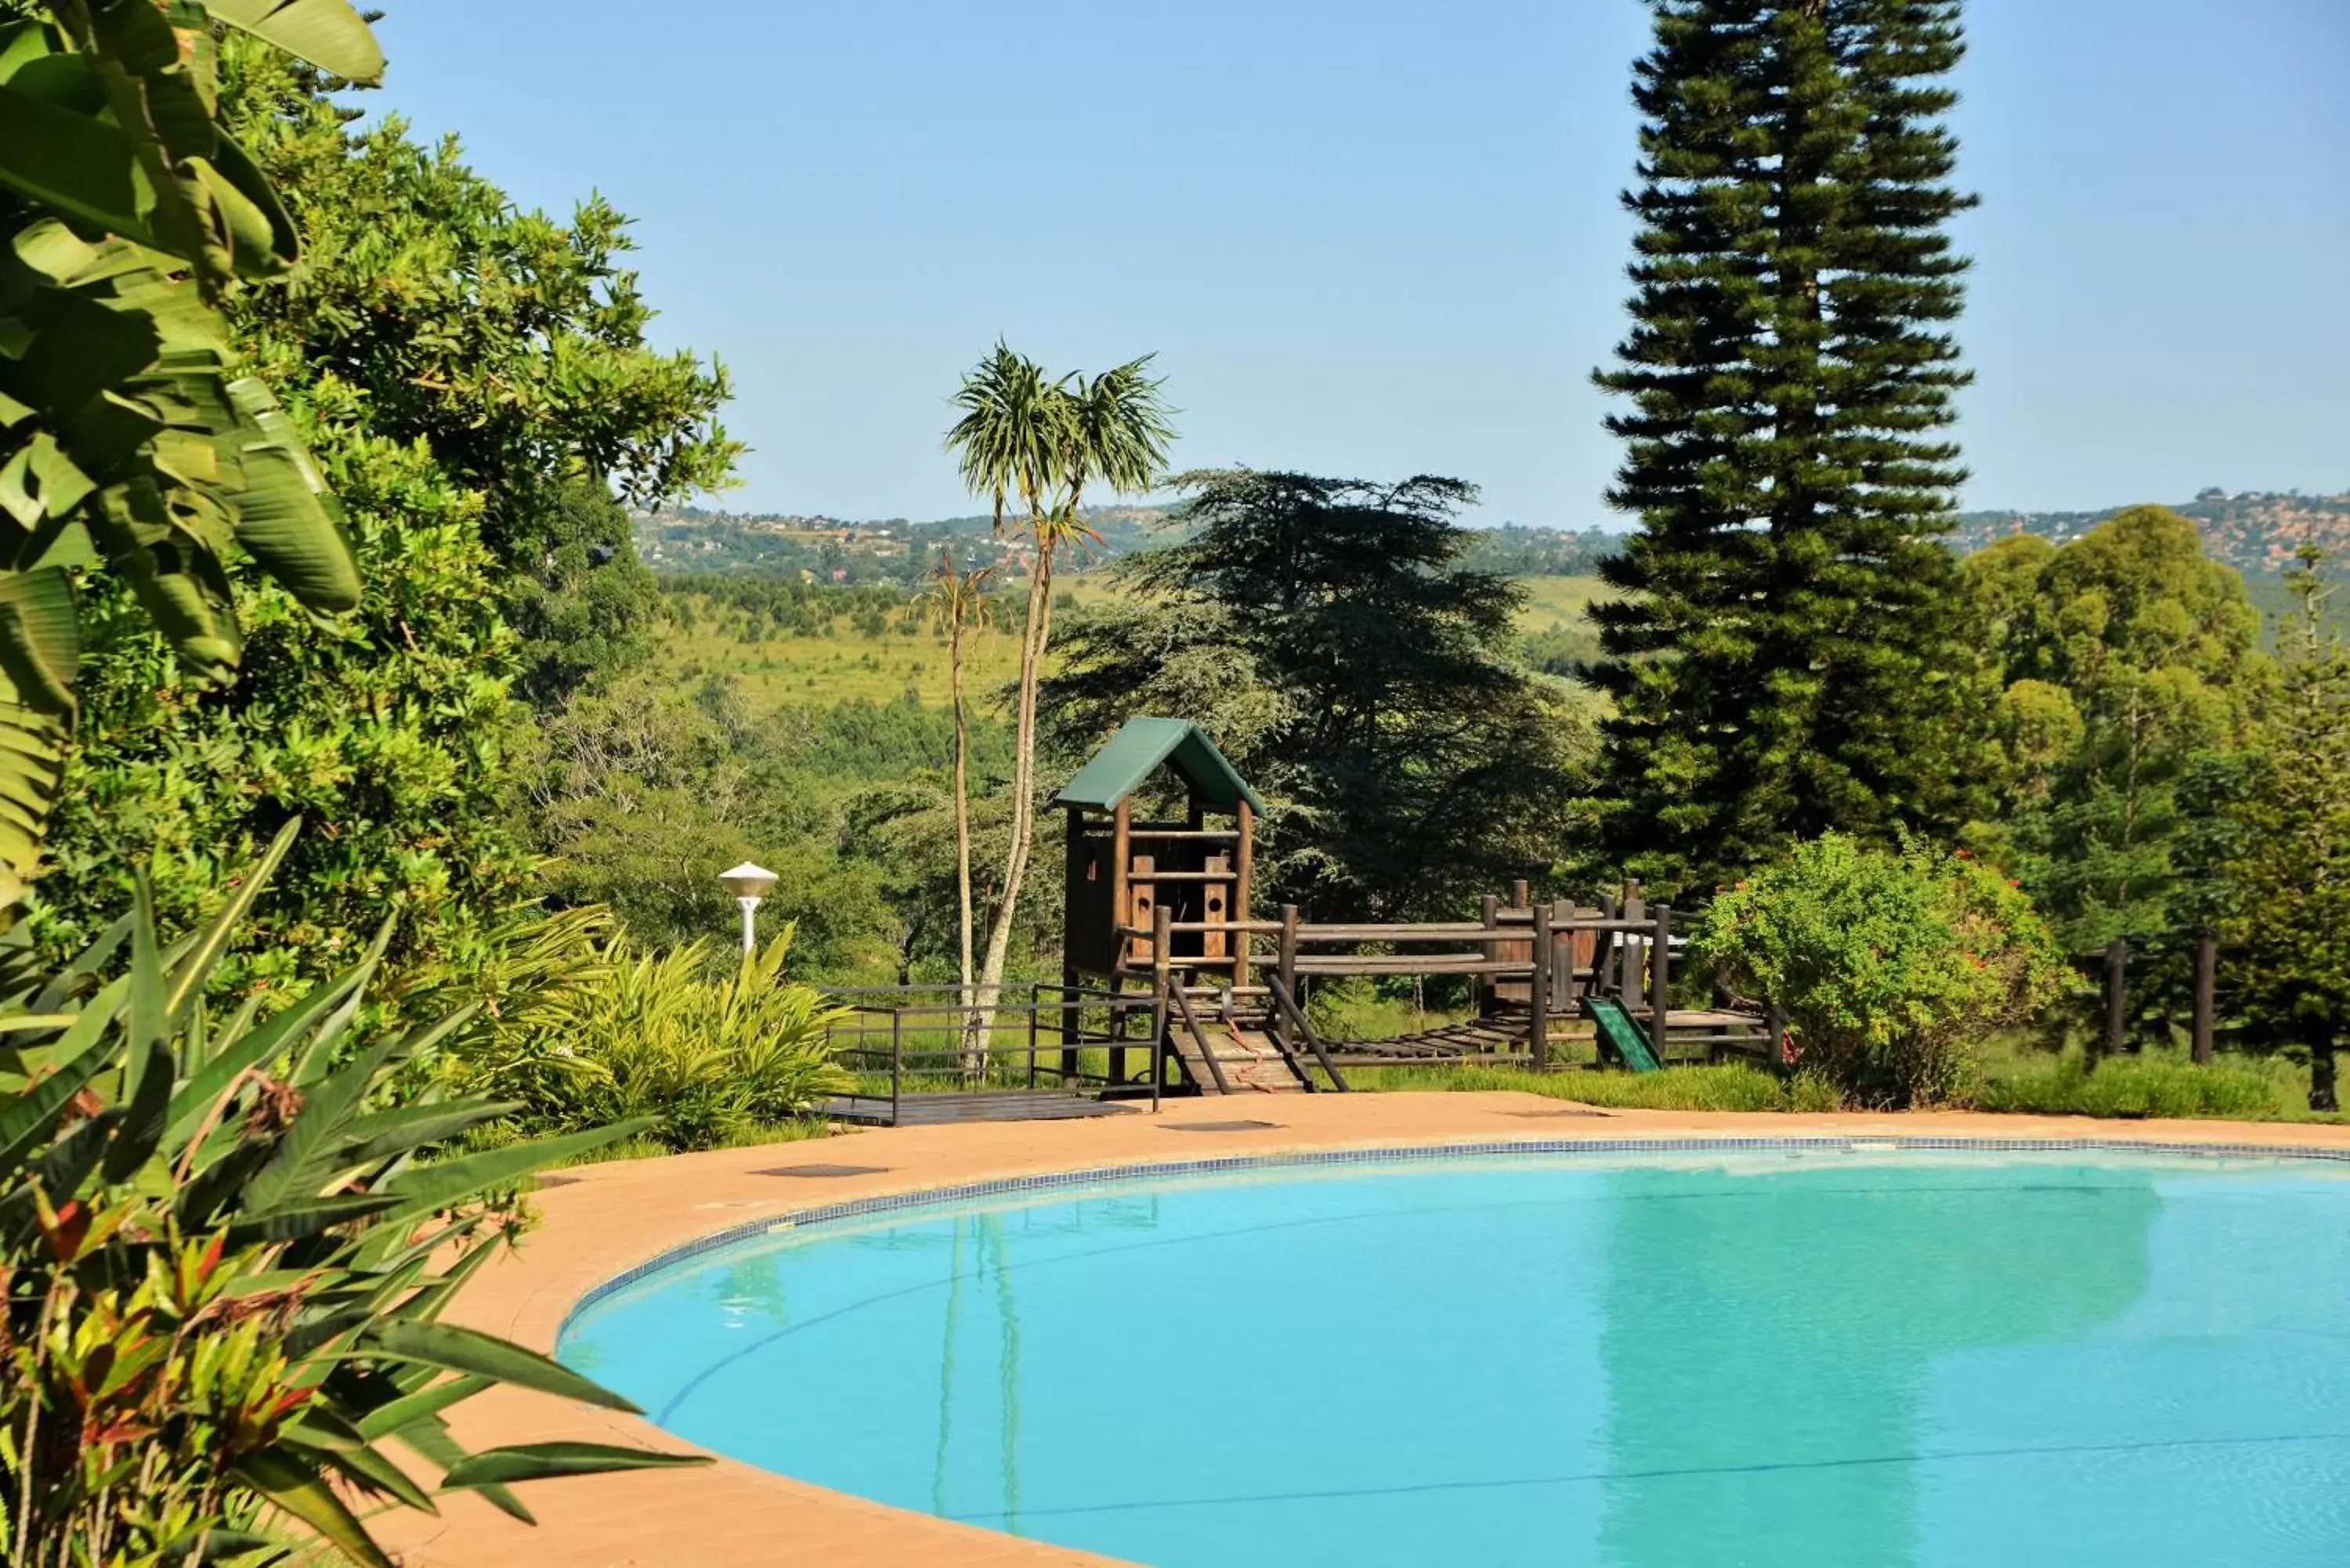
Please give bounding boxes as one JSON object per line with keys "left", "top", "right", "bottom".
{"left": 950, "top": 612, "right": 982, "bottom": 1079}
{"left": 970, "top": 538, "right": 1058, "bottom": 1066}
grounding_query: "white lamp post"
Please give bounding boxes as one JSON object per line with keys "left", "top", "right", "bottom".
{"left": 718, "top": 862, "right": 779, "bottom": 957}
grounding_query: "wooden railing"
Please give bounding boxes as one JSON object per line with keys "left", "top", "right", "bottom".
{"left": 1112, "top": 887, "right": 1694, "bottom": 1070}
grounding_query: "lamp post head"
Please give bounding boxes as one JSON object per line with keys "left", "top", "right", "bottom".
{"left": 718, "top": 862, "right": 779, "bottom": 901}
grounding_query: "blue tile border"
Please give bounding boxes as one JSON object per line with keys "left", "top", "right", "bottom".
{"left": 555, "top": 1134, "right": 2350, "bottom": 1337}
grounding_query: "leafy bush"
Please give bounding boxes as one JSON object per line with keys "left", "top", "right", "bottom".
{"left": 1977, "top": 1052, "right": 2302, "bottom": 1121}
{"left": 1694, "top": 834, "right": 2066, "bottom": 1107}
{"left": 450, "top": 929, "right": 848, "bottom": 1151}
{"left": 1, "top": 827, "right": 697, "bottom": 1567}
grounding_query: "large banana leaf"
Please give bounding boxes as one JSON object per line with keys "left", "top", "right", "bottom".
{"left": 0, "top": 2, "right": 374, "bottom": 913}
{"left": 201, "top": 0, "right": 385, "bottom": 85}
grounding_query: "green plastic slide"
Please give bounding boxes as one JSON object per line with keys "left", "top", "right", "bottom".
{"left": 1584, "top": 995, "right": 1662, "bottom": 1073}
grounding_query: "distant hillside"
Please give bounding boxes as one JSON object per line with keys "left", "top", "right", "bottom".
{"left": 632, "top": 504, "right": 1175, "bottom": 584}
{"left": 633, "top": 505, "right": 1621, "bottom": 584}
{"left": 642, "top": 488, "right": 2350, "bottom": 590}
{"left": 1954, "top": 490, "right": 2350, "bottom": 576}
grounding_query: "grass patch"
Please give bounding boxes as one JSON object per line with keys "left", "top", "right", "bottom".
{"left": 1353, "top": 1046, "right": 2345, "bottom": 1124}
{"left": 1973, "top": 1052, "right": 2308, "bottom": 1121}
{"left": 660, "top": 575, "right": 1610, "bottom": 720}
{"left": 1352, "top": 1062, "right": 1842, "bottom": 1113}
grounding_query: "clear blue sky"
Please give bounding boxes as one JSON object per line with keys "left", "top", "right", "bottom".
{"left": 365, "top": 0, "right": 2346, "bottom": 527}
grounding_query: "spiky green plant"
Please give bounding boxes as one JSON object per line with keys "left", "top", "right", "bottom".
{"left": 0, "top": 822, "right": 703, "bottom": 1566}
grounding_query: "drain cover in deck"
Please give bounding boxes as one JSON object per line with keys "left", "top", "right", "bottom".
{"left": 753, "top": 1163, "right": 892, "bottom": 1178}
{"left": 1161, "top": 1120, "right": 1282, "bottom": 1133}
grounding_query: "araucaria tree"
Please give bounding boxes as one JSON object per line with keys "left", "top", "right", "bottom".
{"left": 2225, "top": 550, "right": 2350, "bottom": 1111}
{"left": 1042, "top": 471, "right": 1589, "bottom": 919}
{"left": 1589, "top": 0, "right": 1981, "bottom": 898}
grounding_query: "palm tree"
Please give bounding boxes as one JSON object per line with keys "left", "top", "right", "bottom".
{"left": 920, "top": 547, "right": 996, "bottom": 1076}
{"left": 945, "top": 344, "right": 1174, "bottom": 1068}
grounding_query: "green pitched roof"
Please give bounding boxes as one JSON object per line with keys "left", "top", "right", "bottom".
{"left": 1050, "top": 718, "right": 1265, "bottom": 815}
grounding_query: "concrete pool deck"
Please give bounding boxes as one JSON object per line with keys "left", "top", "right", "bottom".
{"left": 381, "top": 1092, "right": 2350, "bottom": 1567}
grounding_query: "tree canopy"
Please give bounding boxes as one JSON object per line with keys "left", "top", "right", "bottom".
{"left": 28, "top": 38, "right": 734, "bottom": 985}
{"left": 1043, "top": 470, "right": 1589, "bottom": 918}
{"left": 1965, "top": 505, "right": 2263, "bottom": 956}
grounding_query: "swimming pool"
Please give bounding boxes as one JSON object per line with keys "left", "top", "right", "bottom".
{"left": 558, "top": 1144, "right": 2350, "bottom": 1566}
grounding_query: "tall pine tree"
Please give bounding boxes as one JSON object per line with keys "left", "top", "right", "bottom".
{"left": 1588, "top": 0, "right": 1982, "bottom": 898}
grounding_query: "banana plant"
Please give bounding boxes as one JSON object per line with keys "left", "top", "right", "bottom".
{"left": 0, "top": 0, "right": 382, "bottom": 908}
{"left": 0, "top": 820, "right": 705, "bottom": 1566}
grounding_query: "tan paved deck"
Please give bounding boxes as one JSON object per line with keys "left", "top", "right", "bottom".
{"left": 381, "top": 1092, "right": 2350, "bottom": 1567}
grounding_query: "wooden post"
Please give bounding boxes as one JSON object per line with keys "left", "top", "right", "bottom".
{"left": 1144, "top": 901, "right": 1173, "bottom": 1090}
{"left": 1061, "top": 810, "right": 1082, "bottom": 1084}
{"left": 1650, "top": 903, "right": 1672, "bottom": 1062}
{"left": 1278, "top": 903, "right": 1300, "bottom": 1052}
{"left": 1512, "top": 878, "right": 1529, "bottom": 910}
{"left": 1766, "top": 1002, "right": 1788, "bottom": 1069}
{"left": 2100, "top": 937, "right": 2128, "bottom": 1064}
{"left": 1233, "top": 799, "right": 1255, "bottom": 995}
{"left": 1553, "top": 899, "right": 1574, "bottom": 1006}
{"left": 1530, "top": 899, "right": 1552, "bottom": 1070}
{"left": 2193, "top": 931, "right": 2217, "bottom": 1065}
{"left": 1111, "top": 799, "right": 1133, "bottom": 969}
{"left": 1480, "top": 893, "right": 1500, "bottom": 1017}
{"left": 1619, "top": 884, "right": 1645, "bottom": 999}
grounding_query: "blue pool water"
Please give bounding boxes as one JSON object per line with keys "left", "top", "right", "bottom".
{"left": 558, "top": 1149, "right": 2350, "bottom": 1566}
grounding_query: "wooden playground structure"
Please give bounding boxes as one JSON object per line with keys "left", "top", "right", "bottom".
{"left": 826, "top": 718, "right": 1780, "bottom": 1125}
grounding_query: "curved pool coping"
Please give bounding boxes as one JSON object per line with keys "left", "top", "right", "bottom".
{"left": 378, "top": 1093, "right": 2350, "bottom": 1568}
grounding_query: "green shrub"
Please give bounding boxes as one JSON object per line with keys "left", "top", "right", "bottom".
{"left": 1976, "top": 1052, "right": 2302, "bottom": 1121}
{"left": 1, "top": 827, "right": 698, "bottom": 1567}
{"left": 1694, "top": 834, "right": 2066, "bottom": 1107}
{"left": 451, "top": 928, "right": 848, "bottom": 1151}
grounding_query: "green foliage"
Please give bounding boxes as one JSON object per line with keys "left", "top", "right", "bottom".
{"left": 30, "top": 38, "right": 736, "bottom": 985}
{"left": 1586, "top": 0, "right": 1983, "bottom": 898}
{"left": 1695, "top": 834, "right": 2065, "bottom": 1107}
{"left": 2222, "top": 549, "right": 2350, "bottom": 1108}
{"left": 1973, "top": 1050, "right": 2302, "bottom": 1122}
{"left": 446, "top": 929, "right": 848, "bottom": 1152}
{"left": 1043, "top": 470, "right": 1590, "bottom": 918}
{"left": 0, "top": 2, "right": 372, "bottom": 906}
{"left": 506, "top": 476, "right": 663, "bottom": 707}
{"left": 0, "top": 825, "right": 698, "bottom": 1568}
{"left": 1965, "top": 507, "right": 2263, "bottom": 952}
{"left": 524, "top": 671, "right": 960, "bottom": 979}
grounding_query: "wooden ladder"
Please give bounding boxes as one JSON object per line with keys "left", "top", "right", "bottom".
{"left": 1169, "top": 984, "right": 1312, "bottom": 1093}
